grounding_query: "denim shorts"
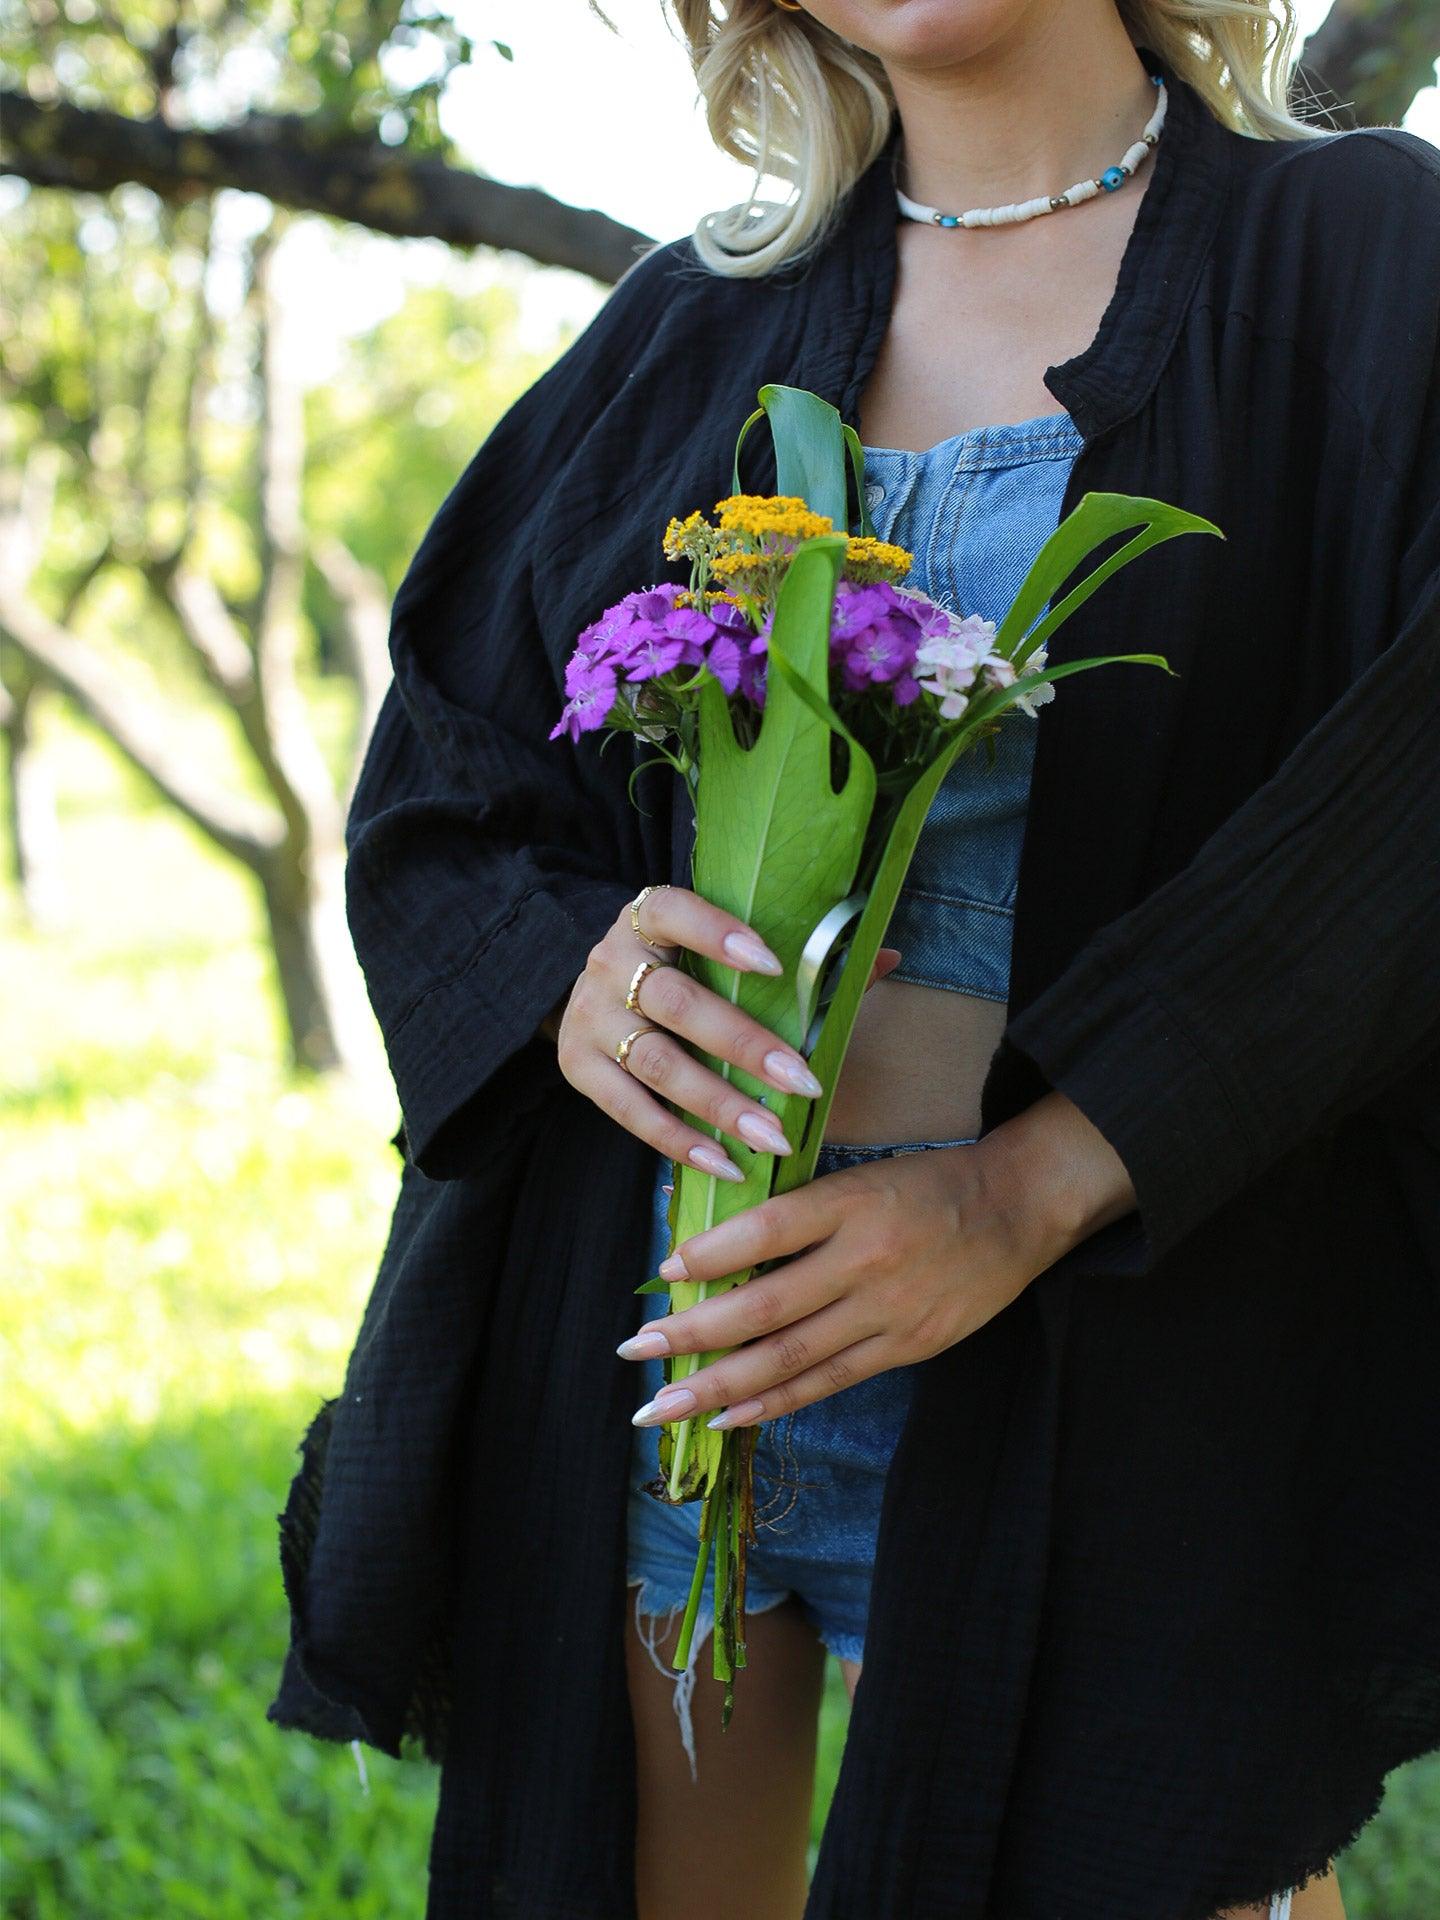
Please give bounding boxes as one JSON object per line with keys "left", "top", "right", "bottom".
{"left": 624, "top": 1131, "right": 978, "bottom": 1774}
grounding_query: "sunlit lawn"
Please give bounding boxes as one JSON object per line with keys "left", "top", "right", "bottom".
{"left": 2, "top": 706, "right": 1435, "bottom": 1916}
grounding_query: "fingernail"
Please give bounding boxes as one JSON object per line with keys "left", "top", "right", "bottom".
{"left": 723, "top": 931, "right": 783, "bottom": 975}
{"left": 707, "top": 1398, "right": 766, "bottom": 1430}
{"left": 658, "top": 1252, "right": 688, "bottom": 1280}
{"left": 764, "top": 1049, "right": 823, "bottom": 1096}
{"left": 616, "top": 1328, "right": 670, "bottom": 1360}
{"left": 689, "top": 1142, "right": 744, "bottom": 1183}
{"left": 633, "top": 1385, "right": 697, "bottom": 1426}
{"left": 737, "top": 1112, "right": 791, "bottom": 1155}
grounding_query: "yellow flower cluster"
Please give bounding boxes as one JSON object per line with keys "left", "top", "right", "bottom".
{"left": 843, "top": 535, "right": 914, "bottom": 584}
{"left": 662, "top": 511, "right": 712, "bottom": 562}
{"left": 708, "top": 551, "right": 775, "bottom": 583}
{"left": 675, "top": 588, "right": 745, "bottom": 610}
{"left": 659, "top": 494, "right": 913, "bottom": 601}
{"left": 712, "top": 494, "right": 836, "bottom": 543}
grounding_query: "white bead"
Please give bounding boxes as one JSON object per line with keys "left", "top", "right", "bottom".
{"left": 895, "top": 76, "right": 1166, "bottom": 230}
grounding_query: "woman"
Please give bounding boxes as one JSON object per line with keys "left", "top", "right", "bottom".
{"left": 268, "top": 6, "right": 1440, "bottom": 1919}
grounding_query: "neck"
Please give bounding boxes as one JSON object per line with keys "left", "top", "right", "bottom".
{"left": 886, "top": 15, "right": 1157, "bottom": 215}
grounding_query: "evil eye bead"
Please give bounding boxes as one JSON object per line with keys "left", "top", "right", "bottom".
{"left": 1100, "top": 166, "right": 1127, "bottom": 191}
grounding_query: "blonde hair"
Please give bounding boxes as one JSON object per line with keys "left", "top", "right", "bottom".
{"left": 608, "top": 1, "right": 1332, "bottom": 279}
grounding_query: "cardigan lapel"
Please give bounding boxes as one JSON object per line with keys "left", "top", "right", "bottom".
{"left": 787, "top": 47, "right": 1240, "bottom": 1221}
{"left": 787, "top": 40, "right": 1236, "bottom": 1043}
{"left": 812, "top": 41, "right": 1235, "bottom": 443}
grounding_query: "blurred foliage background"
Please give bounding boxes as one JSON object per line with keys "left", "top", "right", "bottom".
{"left": 3, "top": 1, "right": 1437, "bottom": 1913}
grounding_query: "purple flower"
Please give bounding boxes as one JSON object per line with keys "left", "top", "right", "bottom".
{"left": 619, "top": 625, "right": 690, "bottom": 681}
{"left": 549, "top": 660, "right": 619, "bottom": 741}
{"left": 589, "top": 599, "right": 641, "bottom": 647}
{"left": 565, "top": 635, "right": 615, "bottom": 694}
{"left": 704, "top": 632, "right": 744, "bottom": 694}
{"left": 837, "top": 618, "right": 919, "bottom": 690}
{"left": 659, "top": 605, "right": 718, "bottom": 666}
{"left": 830, "top": 583, "right": 891, "bottom": 642}
{"left": 708, "top": 600, "right": 753, "bottom": 638}
{"left": 737, "top": 646, "right": 768, "bottom": 707}
{"left": 913, "top": 602, "right": 956, "bottom": 638}
{"left": 629, "top": 584, "right": 686, "bottom": 623}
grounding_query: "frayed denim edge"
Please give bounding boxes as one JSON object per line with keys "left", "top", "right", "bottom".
{"left": 626, "top": 1576, "right": 790, "bottom": 1784}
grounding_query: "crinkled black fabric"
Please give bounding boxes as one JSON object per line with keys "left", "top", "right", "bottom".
{"left": 267, "top": 43, "right": 1440, "bottom": 1919}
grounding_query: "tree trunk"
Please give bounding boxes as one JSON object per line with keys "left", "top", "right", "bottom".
{"left": 257, "top": 839, "right": 378, "bottom": 1076}
{"left": 0, "top": 670, "right": 68, "bottom": 930}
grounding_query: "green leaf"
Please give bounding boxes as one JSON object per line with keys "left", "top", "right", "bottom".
{"left": 842, "top": 423, "right": 875, "bottom": 538}
{"left": 772, "top": 724, "right": 976, "bottom": 1195}
{"left": 731, "top": 384, "right": 852, "bottom": 529}
{"left": 657, "top": 532, "right": 876, "bottom": 1498}
{"left": 994, "top": 490, "right": 1225, "bottom": 666}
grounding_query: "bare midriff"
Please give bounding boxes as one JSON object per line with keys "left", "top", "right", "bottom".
{"left": 818, "top": 167, "right": 1154, "bottom": 1151}
{"left": 821, "top": 979, "right": 1007, "bottom": 1145}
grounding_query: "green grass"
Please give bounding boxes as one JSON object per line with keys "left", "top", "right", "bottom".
{"left": 1, "top": 705, "right": 1435, "bottom": 1916}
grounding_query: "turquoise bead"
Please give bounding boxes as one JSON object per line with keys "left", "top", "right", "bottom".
{"left": 938, "top": 214, "right": 960, "bottom": 227}
{"left": 1101, "top": 166, "right": 1126, "bottom": 191}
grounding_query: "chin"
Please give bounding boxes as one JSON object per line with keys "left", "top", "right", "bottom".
{"left": 803, "top": 0, "right": 1031, "bottom": 68}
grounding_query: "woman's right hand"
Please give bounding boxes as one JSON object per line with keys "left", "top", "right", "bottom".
{"left": 554, "top": 885, "right": 899, "bottom": 1184}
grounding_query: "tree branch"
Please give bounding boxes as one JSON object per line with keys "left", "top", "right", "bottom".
{"left": 0, "top": 585, "right": 283, "bottom": 867}
{"left": 1294, "top": 0, "right": 1440, "bottom": 129}
{"left": 250, "top": 228, "right": 343, "bottom": 855}
{"left": 162, "top": 566, "right": 258, "bottom": 702}
{"left": 311, "top": 535, "right": 392, "bottom": 757}
{"left": 0, "top": 91, "right": 659, "bottom": 283}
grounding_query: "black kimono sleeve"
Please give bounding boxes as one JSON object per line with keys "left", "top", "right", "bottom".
{"left": 998, "top": 159, "right": 1440, "bottom": 1276}
{"left": 342, "top": 240, "right": 689, "bottom": 1179}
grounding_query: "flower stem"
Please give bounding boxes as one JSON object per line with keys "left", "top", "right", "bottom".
{"left": 672, "top": 1480, "right": 717, "bottom": 1672}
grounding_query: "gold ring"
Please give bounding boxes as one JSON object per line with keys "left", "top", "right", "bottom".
{"left": 630, "top": 883, "right": 676, "bottom": 954}
{"left": 615, "top": 1024, "right": 662, "bottom": 1073}
{"left": 625, "top": 958, "right": 670, "bottom": 1013}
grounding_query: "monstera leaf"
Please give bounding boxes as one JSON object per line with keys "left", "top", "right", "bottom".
{"left": 629, "top": 383, "right": 1221, "bottom": 1707}
{"left": 655, "top": 531, "right": 877, "bottom": 1499}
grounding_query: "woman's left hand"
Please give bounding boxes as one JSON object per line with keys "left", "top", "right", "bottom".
{"left": 620, "top": 1090, "right": 1136, "bottom": 1430}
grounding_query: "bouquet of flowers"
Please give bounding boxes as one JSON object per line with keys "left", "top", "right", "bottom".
{"left": 551, "top": 384, "right": 1222, "bottom": 1725}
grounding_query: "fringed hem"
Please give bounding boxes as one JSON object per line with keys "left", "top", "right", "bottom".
{"left": 1167, "top": 1752, "right": 1422, "bottom": 1920}
{"left": 265, "top": 1390, "right": 452, "bottom": 1768}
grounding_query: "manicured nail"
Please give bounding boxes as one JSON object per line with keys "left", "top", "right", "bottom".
{"left": 722, "top": 931, "right": 783, "bottom": 975}
{"left": 632, "top": 1385, "right": 697, "bottom": 1426}
{"left": 658, "top": 1251, "right": 687, "bottom": 1280}
{"left": 616, "top": 1328, "right": 670, "bottom": 1360}
{"left": 688, "top": 1142, "right": 744, "bottom": 1183}
{"left": 737, "top": 1112, "right": 791, "bottom": 1155}
{"left": 707, "top": 1398, "right": 767, "bottom": 1430}
{"left": 764, "top": 1049, "right": 823, "bottom": 1096}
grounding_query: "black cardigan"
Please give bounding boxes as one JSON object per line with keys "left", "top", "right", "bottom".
{"left": 267, "top": 45, "right": 1440, "bottom": 1920}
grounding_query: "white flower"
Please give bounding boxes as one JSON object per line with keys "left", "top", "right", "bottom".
{"left": 918, "top": 679, "right": 971, "bottom": 720}
{"left": 1012, "top": 677, "right": 1056, "bottom": 718}
{"left": 1010, "top": 645, "right": 1055, "bottom": 718}
{"left": 917, "top": 613, "right": 1003, "bottom": 718}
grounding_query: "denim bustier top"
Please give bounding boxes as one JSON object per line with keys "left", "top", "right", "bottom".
{"left": 861, "top": 408, "right": 1084, "bottom": 1003}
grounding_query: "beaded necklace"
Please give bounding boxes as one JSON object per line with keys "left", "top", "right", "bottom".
{"left": 895, "top": 72, "right": 1167, "bottom": 229}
